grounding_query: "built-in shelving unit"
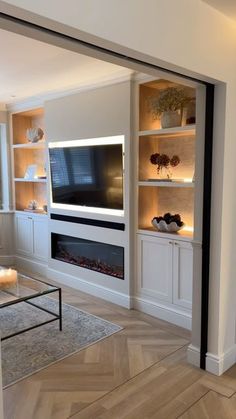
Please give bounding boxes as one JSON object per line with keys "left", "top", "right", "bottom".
{"left": 138, "top": 79, "right": 196, "bottom": 240}
{"left": 134, "top": 77, "right": 199, "bottom": 328}
{"left": 11, "top": 108, "right": 47, "bottom": 214}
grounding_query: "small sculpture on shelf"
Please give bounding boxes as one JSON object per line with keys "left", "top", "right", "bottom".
{"left": 24, "top": 200, "right": 45, "bottom": 214}
{"left": 27, "top": 200, "right": 38, "bottom": 211}
{"left": 26, "top": 127, "right": 44, "bottom": 143}
{"left": 150, "top": 153, "right": 180, "bottom": 179}
{"left": 152, "top": 213, "right": 185, "bottom": 233}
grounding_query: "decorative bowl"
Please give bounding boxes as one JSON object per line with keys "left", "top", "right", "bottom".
{"left": 152, "top": 218, "right": 185, "bottom": 233}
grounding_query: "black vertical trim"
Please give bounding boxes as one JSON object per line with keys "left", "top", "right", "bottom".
{"left": 200, "top": 84, "right": 215, "bottom": 369}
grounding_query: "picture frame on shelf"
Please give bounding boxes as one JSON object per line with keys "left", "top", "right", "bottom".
{"left": 24, "top": 164, "right": 37, "bottom": 180}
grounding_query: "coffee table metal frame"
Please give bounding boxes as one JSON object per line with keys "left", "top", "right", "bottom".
{"left": 0, "top": 275, "right": 62, "bottom": 341}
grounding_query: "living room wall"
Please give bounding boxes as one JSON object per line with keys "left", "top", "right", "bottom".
{"left": 45, "top": 80, "right": 132, "bottom": 306}
{"left": 1, "top": 0, "right": 236, "bottom": 373}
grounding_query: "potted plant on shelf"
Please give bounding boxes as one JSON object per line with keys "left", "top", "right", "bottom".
{"left": 148, "top": 87, "right": 193, "bottom": 128}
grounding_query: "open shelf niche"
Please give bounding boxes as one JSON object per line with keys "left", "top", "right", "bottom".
{"left": 12, "top": 108, "right": 47, "bottom": 214}
{"left": 138, "top": 78, "right": 196, "bottom": 239}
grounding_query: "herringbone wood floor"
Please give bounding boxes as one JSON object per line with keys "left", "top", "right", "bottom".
{"left": 3, "top": 276, "right": 236, "bottom": 419}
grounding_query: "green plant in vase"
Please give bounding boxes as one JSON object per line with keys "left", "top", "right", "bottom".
{"left": 148, "top": 87, "right": 193, "bottom": 128}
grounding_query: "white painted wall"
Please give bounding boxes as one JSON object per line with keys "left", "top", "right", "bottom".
{"left": 45, "top": 81, "right": 131, "bottom": 303}
{"left": 1, "top": 0, "right": 236, "bottom": 372}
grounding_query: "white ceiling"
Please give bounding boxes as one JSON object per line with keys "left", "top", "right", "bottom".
{"left": 0, "top": 28, "right": 132, "bottom": 107}
{"left": 203, "top": 0, "right": 236, "bottom": 21}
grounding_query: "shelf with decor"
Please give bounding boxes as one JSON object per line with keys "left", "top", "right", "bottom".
{"left": 11, "top": 107, "right": 47, "bottom": 214}
{"left": 138, "top": 184, "right": 194, "bottom": 236}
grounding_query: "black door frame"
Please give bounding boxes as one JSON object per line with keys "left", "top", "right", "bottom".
{"left": 0, "top": 10, "right": 214, "bottom": 370}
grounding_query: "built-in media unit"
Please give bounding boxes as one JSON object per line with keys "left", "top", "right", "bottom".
{"left": 49, "top": 136, "right": 124, "bottom": 215}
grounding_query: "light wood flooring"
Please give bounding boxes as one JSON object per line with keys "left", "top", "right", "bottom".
{"left": 3, "top": 277, "right": 236, "bottom": 419}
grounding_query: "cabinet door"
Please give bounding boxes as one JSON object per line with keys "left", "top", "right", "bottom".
{"left": 32, "top": 218, "right": 48, "bottom": 261}
{"left": 137, "top": 235, "right": 173, "bottom": 302}
{"left": 173, "top": 241, "right": 193, "bottom": 310}
{"left": 15, "top": 215, "right": 33, "bottom": 256}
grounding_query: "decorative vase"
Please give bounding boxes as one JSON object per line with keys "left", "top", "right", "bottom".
{"left": 161, "top": 111, "right": 182, "bottom": 129}
{"left": 158, "top": 167, "right": 172, "bottom": 180}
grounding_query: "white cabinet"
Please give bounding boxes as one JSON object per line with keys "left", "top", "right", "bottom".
{"left": 137, "top": 234, "right": 193, "bottom": 311}
{"left": 15, "top": 213, "right": 48, "bottom": 262}
{"left": 15, "top": 214, "right": 33, "bottom": 257}
{"left": 33, "top": 217, "right": 48, "bottom": 261}
{"left": 173, "top": 241, "right": 193, "bottom": 310}
{"left": 138, "top": 235, "right": 173, "bottom": 302}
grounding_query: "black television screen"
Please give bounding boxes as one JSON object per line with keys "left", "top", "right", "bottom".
{"left": 49, "top": 142, "right": 123, "bottom": 210}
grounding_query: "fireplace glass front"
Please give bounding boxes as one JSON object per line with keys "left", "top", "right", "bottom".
{"left": 51, "top": 233, "right": 124, "bottom": 279}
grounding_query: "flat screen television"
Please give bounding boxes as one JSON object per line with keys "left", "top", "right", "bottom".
{"left": 49, "top": 137, "right": 124, "bottom": 211}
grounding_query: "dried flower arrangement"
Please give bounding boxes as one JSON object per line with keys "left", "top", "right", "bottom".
{"left": 150, "top": 153, "right": 180, "bottom": 178}
{"left": 148, "top": 87, "right": 193, "bottom": 119}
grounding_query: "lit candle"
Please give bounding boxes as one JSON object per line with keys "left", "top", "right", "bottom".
{"left": 0, "top": 269, "right": 17, "bottom": 289}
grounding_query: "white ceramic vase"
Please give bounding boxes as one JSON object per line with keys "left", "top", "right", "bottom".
{"left": 161, "top": 111, "right": 181, "bottom": 129}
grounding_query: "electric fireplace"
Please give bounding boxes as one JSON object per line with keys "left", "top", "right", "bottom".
{"left": 51, "top": 233, "right": 124, "bottom": 279}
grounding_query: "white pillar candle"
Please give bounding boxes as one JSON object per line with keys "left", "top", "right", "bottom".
{"left": 0, "top": 269, "right": 17, "bottom": 288}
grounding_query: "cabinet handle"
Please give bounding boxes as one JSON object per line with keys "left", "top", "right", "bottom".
{"left": 169, "top": 241, "right": 173, "bottom": 244}
{"left": 174, "top": 242, "right": 179, "bottom": 246}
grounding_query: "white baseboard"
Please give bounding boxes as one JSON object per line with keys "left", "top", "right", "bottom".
{"left": 132, "top": 296, "right": 192, "bottom": 330}
{"left": 206, "top": 344, "right": 236, "bottom": 376}
{"left": 15, "top": 255, "right": 48, "bottom": 276}
{"left": 47, "top": 267, "right": 132, "bottom": 309}
{"left": 0, "top": 255, "right": 15, "bottom": 265}
{"left": 187, "top": 344, "right": 200, "bottom": 367}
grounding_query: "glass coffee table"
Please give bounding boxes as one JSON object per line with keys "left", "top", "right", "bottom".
{"left": 0, "top": 271, "right": 62, "bottom": 341}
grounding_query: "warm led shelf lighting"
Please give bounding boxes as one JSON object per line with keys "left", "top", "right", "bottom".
{"left": 183, "top": 178, "right": 193, "bottom": 183}
{"left": 183, "top": 226, "right": 194, "bottom": 232}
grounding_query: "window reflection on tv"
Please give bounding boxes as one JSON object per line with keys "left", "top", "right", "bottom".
{"left": 49, "top": 143, "right": 123, "bottom": 210}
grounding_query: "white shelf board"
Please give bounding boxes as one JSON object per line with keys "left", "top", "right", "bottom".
{"left": 14, "top": 178, "right": 47, "bottom": 183}
{"left": 138, "top": 181, "right": 194, "bottom": 188}
{"left": 12, "top": 142, "right": 46, "bottom": 149}
{"left": 139, "top": 125, "right": 196, "bottom": 138}
{"left": 15, "top": 210, "right": 47, "bottom": 217}
{"left": 138, "top": 227, "right": 194, "bottom": 242}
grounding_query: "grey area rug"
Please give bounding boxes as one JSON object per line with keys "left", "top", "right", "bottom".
{"left": 1, "top": 297, "right": 122, "bottom": 388}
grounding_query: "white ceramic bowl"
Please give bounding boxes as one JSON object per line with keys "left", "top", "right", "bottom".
{"left": 152, "top": 219, "right": 185, "bottom": 232}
